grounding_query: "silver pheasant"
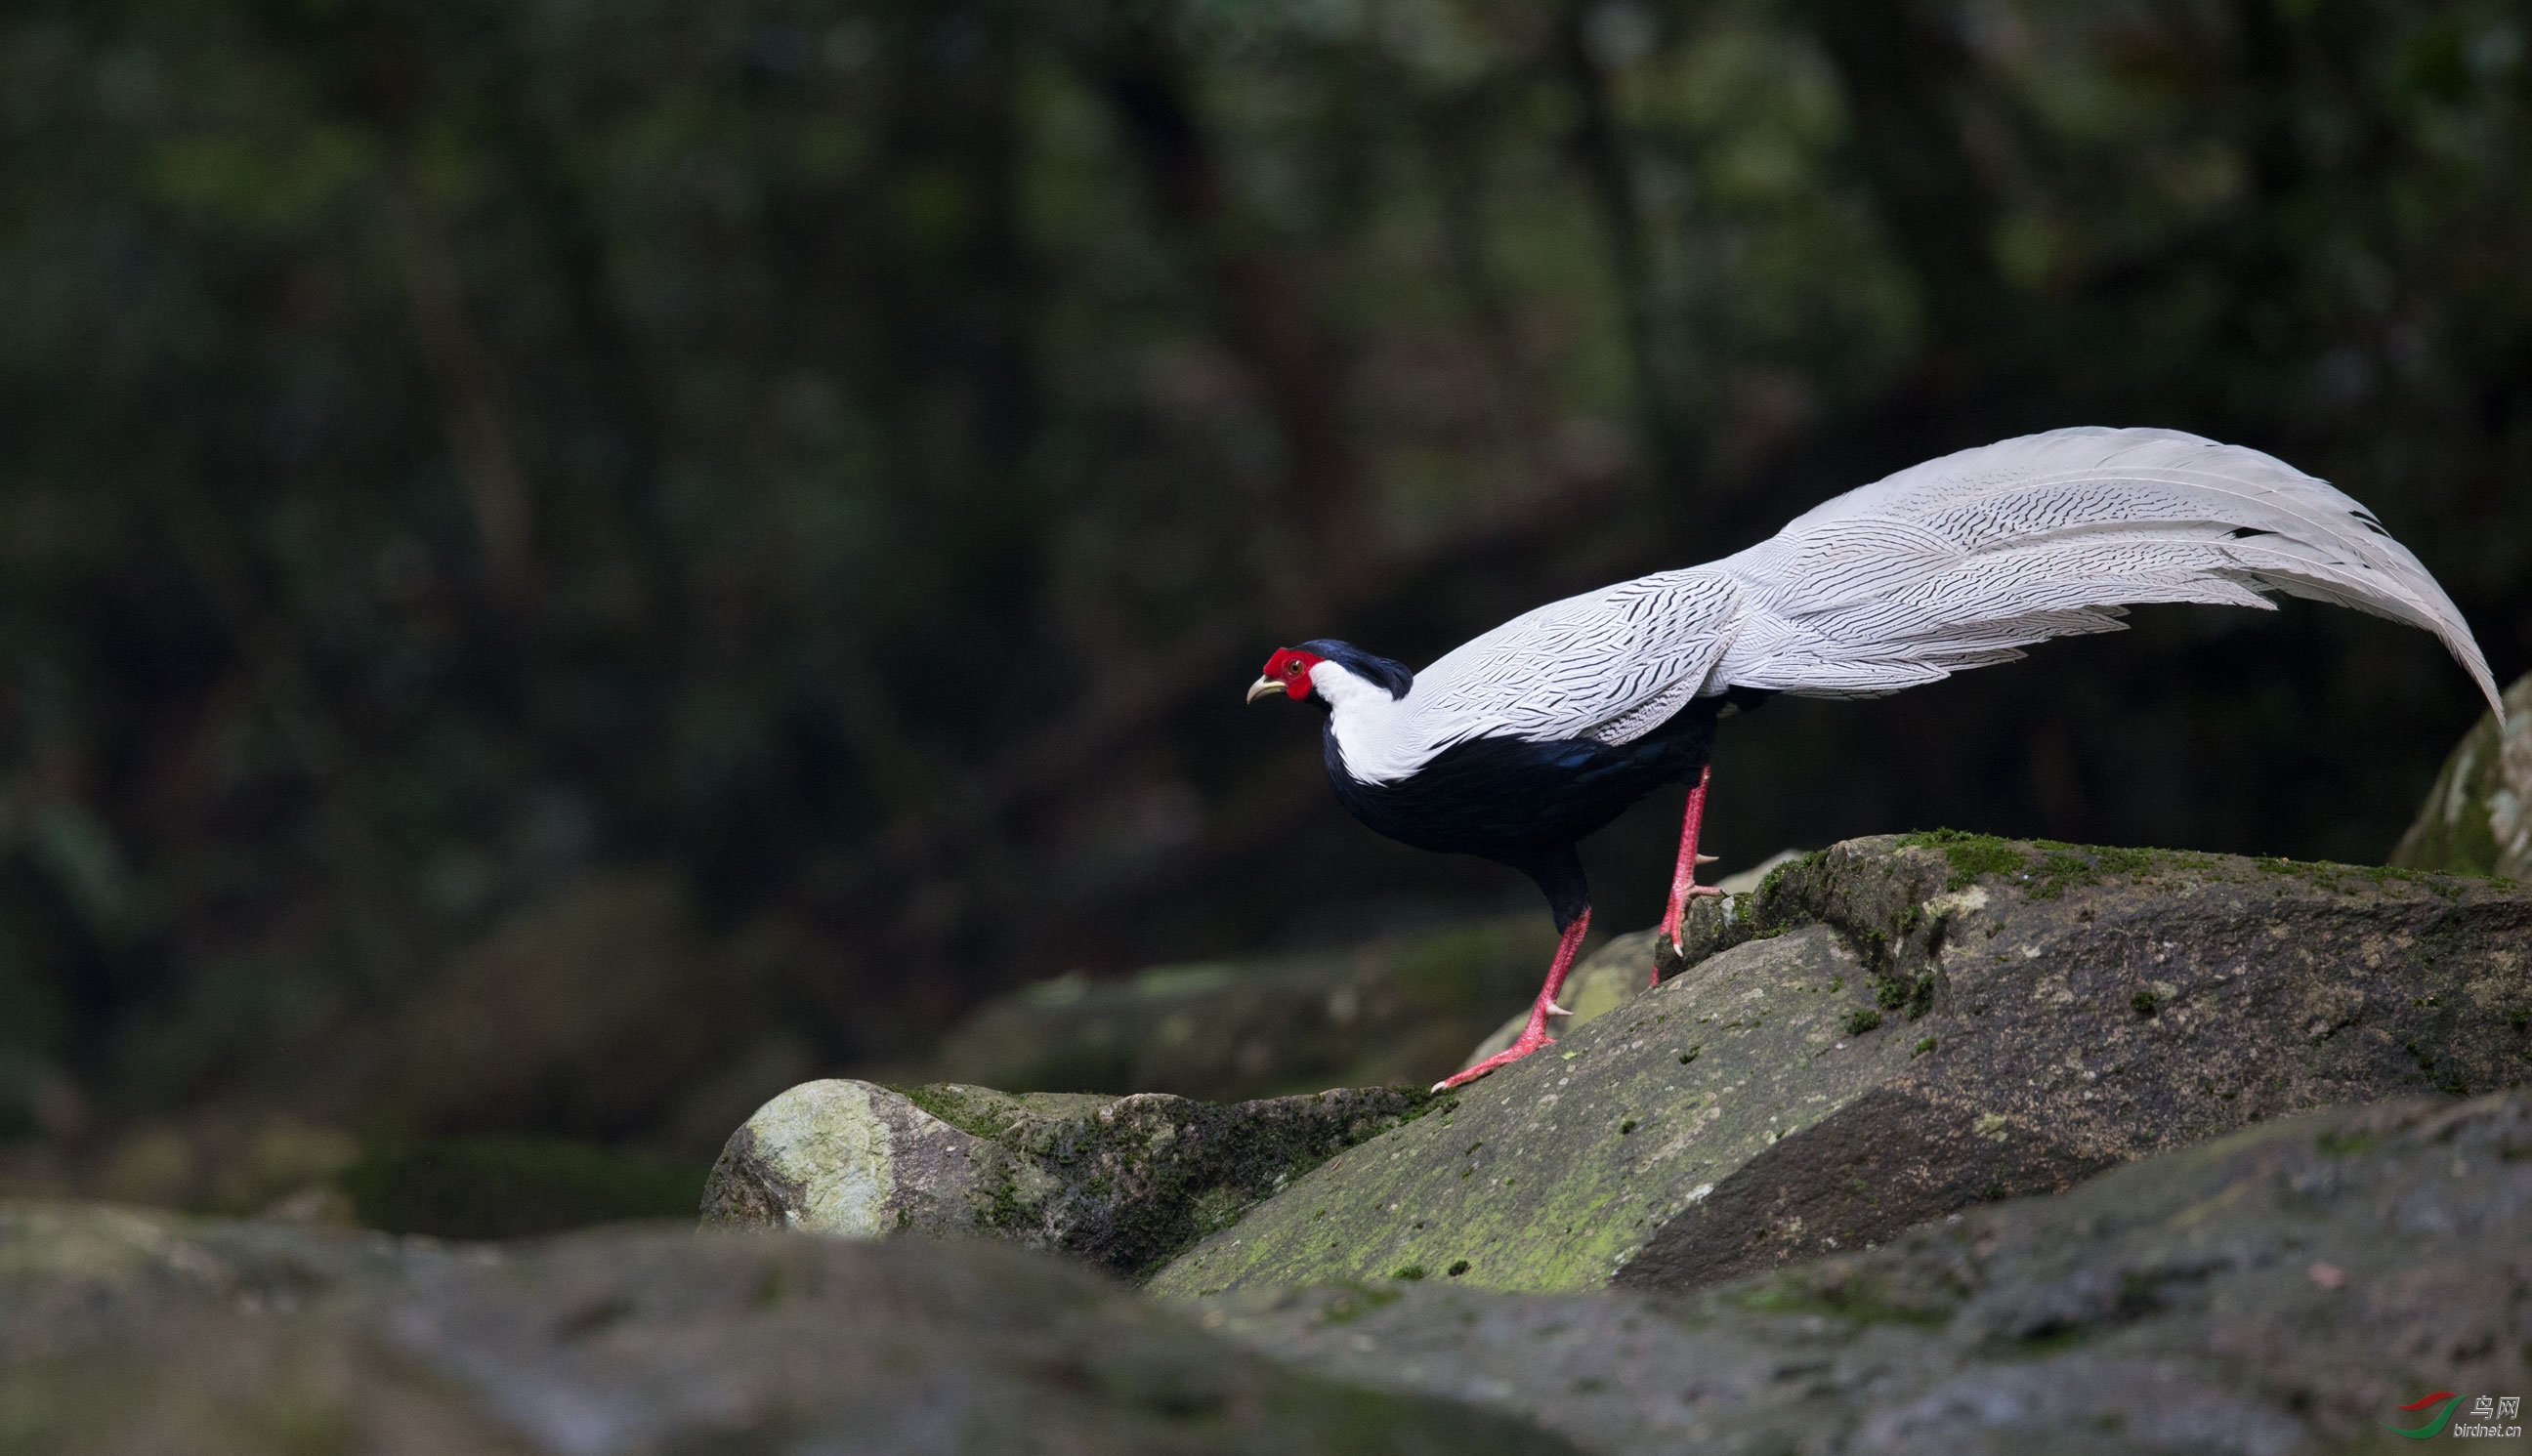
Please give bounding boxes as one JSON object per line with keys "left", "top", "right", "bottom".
{"left": 1248, "top": 427, "right": 2501, "bottom": 1089}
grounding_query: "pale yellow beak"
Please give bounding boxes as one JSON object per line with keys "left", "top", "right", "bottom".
{"left": 1245, "top": 676, "right": 1283, "bottom": 705}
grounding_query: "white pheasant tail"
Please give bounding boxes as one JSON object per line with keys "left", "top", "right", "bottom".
{"left": 1325, "top": 427, "right": 2500, "bottom": 785}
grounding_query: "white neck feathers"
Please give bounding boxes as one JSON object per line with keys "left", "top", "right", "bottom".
{"left": 1311, "top": 660, "right": 1424, "bottom": 785}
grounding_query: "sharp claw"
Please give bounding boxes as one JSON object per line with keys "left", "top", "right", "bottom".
{"left": 1695, "top": 853, "right": 1720, "bottom": 864}
{"left": 1543, "top": 1000, "right": 1573, "bottom": 1017}
{"left": 1437, "top": 1030, "right": 1562, "bottom": 1089}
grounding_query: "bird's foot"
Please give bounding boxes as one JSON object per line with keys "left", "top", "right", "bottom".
{"left": 1432, "top": 1001, "right": 1560, "bottom": 1091}
{"left": 1661, "top": 884, "right": 1730, "bottom": 955}
{"left": 1662, "top": 767, "right": 1720, "bottom": 959}
{"left": 1434, "top": 1035, "right": 1547, "bottom": 1091}
{"left": 1440, "top": 912, "right": 1590, "bottom": 1090}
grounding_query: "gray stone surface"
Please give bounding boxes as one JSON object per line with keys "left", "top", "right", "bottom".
{"left": 1194, "top": 1088, "right": 2532, "bottom": 1455}
{"left": 2393, "top": 669, "right": 2532, "bottom": 880}
{"left": 1149, "top": 834, "right": 2532, "bottom": 1297}
{"left": 700, "top": 1079, "right": 1431, "bottom": 1279}
{"left": 0, "top": 1200, "right": 1579, "bottom": 1456}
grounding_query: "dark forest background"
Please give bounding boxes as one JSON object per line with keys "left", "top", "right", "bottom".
{"left": 2, "top": 0, "right": 2527, "bottom": 1212}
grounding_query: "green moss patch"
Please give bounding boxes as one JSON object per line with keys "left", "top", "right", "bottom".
{"left": 1898, "top": 831, "right": 2235, "bottom": 899}
{"left": 1899, "top": 830, "right": 2030, "bottom": 890}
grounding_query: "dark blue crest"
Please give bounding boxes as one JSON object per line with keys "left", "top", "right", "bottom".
{"left": 1300, "top": 639, "right": 1414, "bottom": 700}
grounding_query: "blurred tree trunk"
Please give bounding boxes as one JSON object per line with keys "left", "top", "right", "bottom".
{"left": 1794, "top": 0, "right": 2017, "bottom": 436}
{"left": 864, "top": 2, "right": 1040, "bottom": 530}
{"left": 1077, "top": 12, "right": 1368, "bottom": 579}
{"left": 378, "top": 166, "right": 542, "bottom": 610}
{"left": 323, "top": 3, "right": 545, "bottom": 612}
{"left": 1422, "top": 85, "right": 1563, "bottom": 494}
{"left": 472, "top": 56, "right": 670, "bottom": 636}
{"left": 151, "top": 467, "right": 417, "bottom": 993}
{"left": 1553, "top": 0, "right": 1698, "bottom": 506}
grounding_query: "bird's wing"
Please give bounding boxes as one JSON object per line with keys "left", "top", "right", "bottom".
{"left": 1709, "top": 426, "right": 2503, "bottom": 717}
{"left": 1399, "top": 567, "right": 1748, "bottom": 755}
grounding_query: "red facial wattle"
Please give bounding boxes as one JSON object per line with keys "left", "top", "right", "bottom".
{"left": 1251, "top": 647, "right": 1325, "bottom": 702}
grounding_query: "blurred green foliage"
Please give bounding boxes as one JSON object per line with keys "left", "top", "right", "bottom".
{"left": 0, "top": 0, "right": 2525, "bottom": 1192}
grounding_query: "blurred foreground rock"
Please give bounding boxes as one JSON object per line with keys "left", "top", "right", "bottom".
{"left": 1199, "top": 1089, "right": 2532, "bottom": 1455}
{"left": 701, "top": 1080, "right": 1429, "bottom": 1278}
{"left": 1150, "top": 833, "right": 2532, "bottom": 1296}
{"left": 0, "top": 1202, "right": 1574, "bottom": 1456}
{"left": 2393, "top": 668, "right": 2532, "bottom": 879}
{"left": 19, "top": 1091, "right": 2532, "bottom": 1456}
{"left": 910, "top": 916, "right": 1559, "bottom": 1100}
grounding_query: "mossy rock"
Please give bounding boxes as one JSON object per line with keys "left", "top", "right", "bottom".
{"left": 2392, "top": 669, "right": 2532, "bottom": 879}
{"left": 1195, "top": 1089, "right": 2532, "bottom": 1454}
{"left": 701, "top": 1079, "right": 1434, "bottom": 1280}
{"left": 1150, "top": 833, "right": 2532, "bottom": 1297}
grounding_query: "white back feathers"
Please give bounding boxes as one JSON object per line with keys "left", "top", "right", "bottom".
{"left": 1324, "top": 427, "right": 2499, "bottom": 785}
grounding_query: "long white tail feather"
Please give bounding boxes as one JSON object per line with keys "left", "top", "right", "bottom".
{"left": 1712, "top": 427, "right": 2501, "bottom": 719}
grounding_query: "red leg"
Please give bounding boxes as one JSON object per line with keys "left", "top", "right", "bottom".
{"left": 1658, "top": 765, "right": 1723, "bottom": 971}
{"left": 1433, "top": 908, "right": 1592, "bottom": 1091}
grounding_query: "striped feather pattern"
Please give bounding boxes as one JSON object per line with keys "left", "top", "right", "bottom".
{"left": 1324, "top": 427, "right": 2498, "bottom": 784}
